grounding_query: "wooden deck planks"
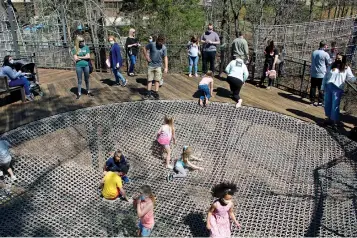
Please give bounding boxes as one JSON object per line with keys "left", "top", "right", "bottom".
{"left": 0, "top": 68, "right": 354, "bottom": 134}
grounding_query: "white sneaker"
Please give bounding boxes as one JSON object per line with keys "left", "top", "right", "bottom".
{"left": 189, "top": 74, "right": 192, "bottom": 78}
{"left": 166, "top": 165, "right": 174, "bottom": 169}
{"left": 159, "top": 79, "right": 164, "bottom": 86}
{"left": 0, "top": 170, "right": 3, "bottom": 177}
{"left": 11, "top": 175, "right": 17, "bottom": 182}
{"left": 25, "top": 95, "right": 34, "bottom": 101}
{"left": 236, "top": 99, "right": 243, "bottom": 108}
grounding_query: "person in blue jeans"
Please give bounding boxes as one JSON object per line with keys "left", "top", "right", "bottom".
{"left": 108, "top": 35, "right": 127, "bottom": 86}
{"left": 197, "top": 70, "right": 214, "bottom": 107}
{"left": 1, "top": 55, "right": 33, "bottom": 101}
{"left": 187, "top": 36, "right": 200, "bottom": 77}
{"left": 125, "top": 28, "right": 141, "bottom": 76}
{"left": 72, "top": 36, "right": 92, "bottom": 99}
{"left": 103, "top": 149, "right": 130, "bottom": 183}
{"left": 310, "top": 41, "right": 331, "bottom": 106}
{"left": 321, "top": 53, "right": 356, "bottom": 128}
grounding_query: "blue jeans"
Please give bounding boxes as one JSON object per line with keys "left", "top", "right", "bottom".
{"left": 9, "top": 76, "right": 30, "bottom": 95}
{"left": 112, "top": 68, "right": 126, "bottom": 85}
{"left": 138, "top": 221, "right": 153, "bottom": 237}
{"left": 198, "top": 84, "right": 211, "bottom": 100}
{"left": 188, "top": 56, "right": 199, "bottom": 74}
{"left": 324, "top": 83, "right": 344, "bottom": 122}
{"left": 76, "top": 66, "right": 90, "bottom": 95}
{"left": 129, "top": 55, "right": 137, "bottom": 73}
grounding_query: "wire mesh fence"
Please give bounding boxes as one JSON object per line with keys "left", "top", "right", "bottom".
{"left": 253, "top": 16, "right": 357, "bottom": 76}
{"left": 270, "top": 55, "right": 357, "bottom": 116}
{"left": 20, "top": 43, "right": 198, "bottom": 74}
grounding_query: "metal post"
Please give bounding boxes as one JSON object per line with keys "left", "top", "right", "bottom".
{"left": 300, "top": 60, "right": 307, "bottom": 97}
{"left": 7, "top": 3, "right": 20, "bottom": 58}
{"left": 250, "top": 52, "right": 256, "bottom": 82}
{"left": 24, "top": 0, "right": 29, "bottom": 24}
{"left": 60, "top": 6, "right": 67, "bottom": 47}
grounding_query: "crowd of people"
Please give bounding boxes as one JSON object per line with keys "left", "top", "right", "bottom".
{"left": 1, "top": 23, "right": 355, "bottom": 124}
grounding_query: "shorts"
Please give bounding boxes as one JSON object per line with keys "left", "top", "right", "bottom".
{"left": 148, "top": 67, "right": 162, "bottom": 82}
{"left": 138, "top": 221, "right": 153, "bottom": 237}
{"left": 157, "top": 135, "right": 171, "bottom": 146}
{"left": 102, "top": 188, "right": 120, "bottom": 200}
{"left": 0, "top": 161, "right": 11, "bottom": 171}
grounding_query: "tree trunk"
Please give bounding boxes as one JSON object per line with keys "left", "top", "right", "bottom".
{"left": 351, "top": 0, "right": 354, "bottom": 17}
{"left": 327, "top": 2, "right": 332, "bottom": 19}
{"left": 333, "top": 0, "right": 340, "bottom": 18}
{"left": 219, "top": 0, "right": 229, "bottom": 76}
{"left": 309, "top": 0, "right": 314, "bottom": 21}
{"left": 320, "top": 0, "right": 325, "bottom": 19}
{"left": 259, "top": 0, "right": 264, "bottom": 25}
{"left": 229, "top": 0, "right": 241, "bottom": 38}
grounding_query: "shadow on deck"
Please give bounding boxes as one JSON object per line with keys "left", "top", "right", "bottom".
{"left": 0, "top": 69, "right": 356, "bottom": 134}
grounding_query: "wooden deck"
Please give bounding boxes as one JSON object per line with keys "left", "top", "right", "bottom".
{"left": 0, "top": 68, "right": 355, "bottom": 134}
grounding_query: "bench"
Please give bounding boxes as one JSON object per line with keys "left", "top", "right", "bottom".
{"left": 0, "top": 76, "right": 26, "bottom": 102}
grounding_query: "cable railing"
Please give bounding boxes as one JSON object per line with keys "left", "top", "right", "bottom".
{"left": 11, "top": 40, "right": 357, "bottom": 116}
{"left": 269, "top": 56, "right": 357, "bottom": 115}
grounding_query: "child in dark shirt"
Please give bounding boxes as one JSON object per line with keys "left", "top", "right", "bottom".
{"left": 103, "top": 149, "right": 130, "bottom": 183}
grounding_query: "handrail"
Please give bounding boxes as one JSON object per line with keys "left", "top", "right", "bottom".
{"left": 285, "top": 56, "right": 357, "bottom": 93}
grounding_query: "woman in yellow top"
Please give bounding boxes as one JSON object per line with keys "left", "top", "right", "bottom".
{"left": 101, "top": 171, "right": 129, "bottom": 201}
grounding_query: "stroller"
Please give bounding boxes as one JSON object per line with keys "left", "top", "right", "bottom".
{"left": 13, "top": 59, "right": 44, "bottom": 97}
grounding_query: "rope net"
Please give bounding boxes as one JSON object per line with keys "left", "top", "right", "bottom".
{"left": 0, "top": 101, "right": 356, "bottom": 236}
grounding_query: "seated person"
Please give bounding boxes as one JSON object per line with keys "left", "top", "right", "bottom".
{"left": 103, "top": 149, "right": 130, "bottom": 183}
{"left": 100, "top": 170, "right": 129, "bottom": 201}
{"left": 0, "top": 140, "right": 17, "bottom": 182}
{"left": 1, "top": 55, "right": 33, "bottom": 101}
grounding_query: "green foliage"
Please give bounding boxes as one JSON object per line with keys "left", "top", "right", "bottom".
{"left": 124, "top": 0, "right": 205, "bottom": 44}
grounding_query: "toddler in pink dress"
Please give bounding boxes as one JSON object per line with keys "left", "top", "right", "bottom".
{"left": 207, "top": 182, "right": 241, "bottom": 237}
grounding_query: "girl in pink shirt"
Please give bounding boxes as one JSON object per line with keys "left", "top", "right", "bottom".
{"left": 157, "top": 116, "right": 176, "bottom": 168}
{"left": 198, "top": 70, "right": 214, "bottom": 107}
{"left": 135, "top": 185, "right": 155, "bottom": 237}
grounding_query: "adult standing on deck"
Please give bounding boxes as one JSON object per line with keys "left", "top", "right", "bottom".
{"left": 108, "top": 35, "right": 127, "bottom": 87}
{"left": 201, "top": 23, "right": 220, "bottom": 76}
{"left": 231, "top": 31, "right": 249, "bottom": 63}
{"left": 125, "top": 28, "right": 141, "bottom": 76}
{"left": 72, "top": 35, "right": 92, "bottom": 99}
{"left": 259, "top": 40, "right": 278, "bottom": 89}
{"left": 143, "top": 35, "right": 168, "bottom": 100}
{"left": 321, "top": 53, "right": 356, "bottom": 129}
{"left": 310, "top": 41, "right": 330, "bottom": 106}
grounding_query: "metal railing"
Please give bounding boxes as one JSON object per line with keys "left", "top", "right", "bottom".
{"left": 253, "top": 55, "right": 357, "bottom": 115}
{"left": 18, "top": 42, "right": 202, "bottom": 74}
